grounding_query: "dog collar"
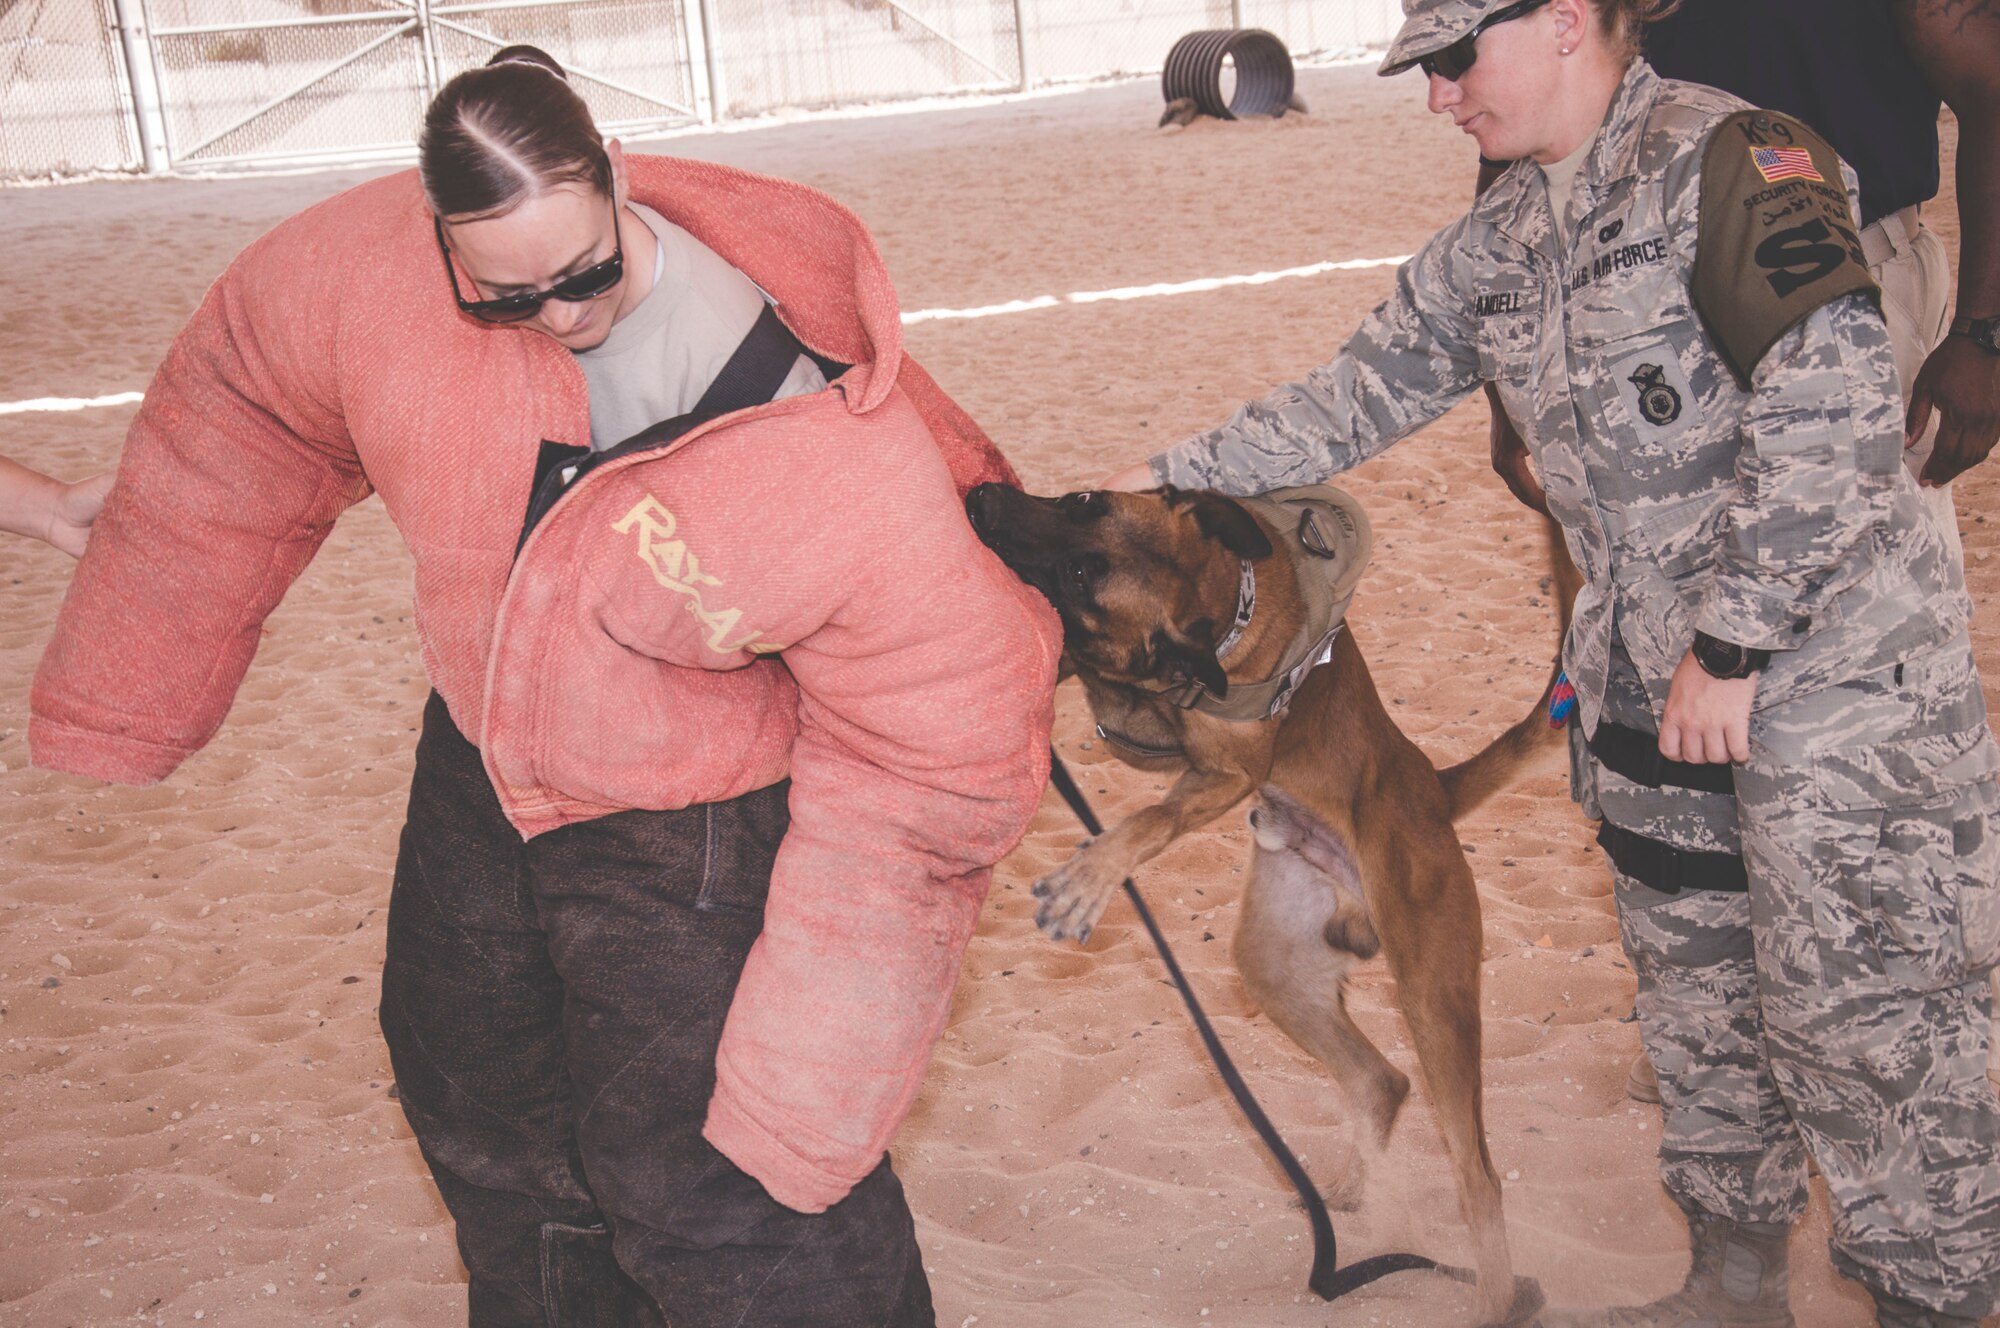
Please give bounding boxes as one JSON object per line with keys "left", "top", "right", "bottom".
{"left": 1214, "top": 559, "right": 1256, "bottom": 661}
{"left": 1094, "top": 721, "right": 1186, "bottom": 761}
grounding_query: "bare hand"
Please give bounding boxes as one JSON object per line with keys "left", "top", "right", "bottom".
{"left": 1659, "top": 648, "right": 1757, "bottom": 765}
{"left": 45, "top": 472, "right": 114, "bottom": 558}
{"left": 1486, "top": 385, "right": 1548, "bottom": 515}
{"left": 1907, "top": 334, "right": 2000, "bottom": 486}
{"left": 1100, "top": 460, "right": 1157, "bottom": 492}
{"left": 0, "top": 459, "right": 113, "bottom": 559}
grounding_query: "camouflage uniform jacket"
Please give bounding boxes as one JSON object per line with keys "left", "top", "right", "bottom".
{"left": 1149, "top": 60, "right": 1967, "bottom": 736}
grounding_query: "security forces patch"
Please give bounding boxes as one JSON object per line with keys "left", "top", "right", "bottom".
{"left": 1692, "top": 110, "right": 1878, "bottom": 386}
{"left": 1627, "top": 363, "right": 1682, "bottom": 425}
{"left": 1607, "top": 342, "right": 1700, "bottom": 455}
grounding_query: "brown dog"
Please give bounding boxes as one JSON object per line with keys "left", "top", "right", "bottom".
{"left": 966, "top": 480, "right": 1573, "bottom": 1326}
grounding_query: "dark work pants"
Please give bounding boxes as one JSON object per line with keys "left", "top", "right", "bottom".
{"left": 379, "top": 693, "right": 936, "bottom": 1328}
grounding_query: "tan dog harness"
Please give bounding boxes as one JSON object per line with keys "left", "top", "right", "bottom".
{"left": 1139, "top": 484, "right": 1373, "bottom": 722}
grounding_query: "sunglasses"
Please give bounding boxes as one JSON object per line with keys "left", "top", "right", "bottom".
{"left": 1418, "top": 0, "right": 1553, "bottom": 81}
{"left": 435, "top": 193, "right": 625, "bottom": 324}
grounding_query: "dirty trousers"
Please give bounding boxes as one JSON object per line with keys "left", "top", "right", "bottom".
{"left": 379, "top": 693, "right": 935, "bottom": 1327}
{"left": 1574, "top": 641, "right": 2000, "bottom": 1318}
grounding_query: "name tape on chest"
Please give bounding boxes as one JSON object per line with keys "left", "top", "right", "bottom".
{"left": 1474, "top": 288, "right": 1531, "bottom": 318}
{"left": 1691, "top": 110, "right": 1878, "bottom": 386}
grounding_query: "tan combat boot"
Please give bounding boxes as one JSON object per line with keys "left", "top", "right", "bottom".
{"left": 1540, "top": 1206, "right": 1793, "bottom": 1327}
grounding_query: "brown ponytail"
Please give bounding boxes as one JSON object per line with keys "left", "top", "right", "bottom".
{"left": 1592, "top": 0, "right": 1683, "bottom": 63}
{"left": 419, "top": 45, "right": 612, "bottom": 220}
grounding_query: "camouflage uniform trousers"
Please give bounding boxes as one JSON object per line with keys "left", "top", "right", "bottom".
{"left": 1572, "top": 636, "right": 2000, "bottom": 1316}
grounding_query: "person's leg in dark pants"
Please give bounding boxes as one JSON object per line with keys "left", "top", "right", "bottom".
{"left": 381, "top": 694, "right": 935, "bottom": 1327}
{"left": 534, "top": 780, "right": 934, "bottom": 1327}
{"left": 380, "top": 693, "right": 649, "bottom": 1327}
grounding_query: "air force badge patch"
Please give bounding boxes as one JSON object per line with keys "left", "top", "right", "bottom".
{"left": 1627, "top": 363, "right": 1683, "bottom": 426}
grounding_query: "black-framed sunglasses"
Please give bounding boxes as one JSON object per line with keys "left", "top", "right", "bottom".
{"left": 1418, "top": 0, "right": 1553, "bottom": 81}
{"left": 434, "top": 193, "right": 625, "bottom": 324}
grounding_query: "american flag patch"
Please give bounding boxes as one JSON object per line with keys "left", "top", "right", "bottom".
{"left": 1750, "top": 146, "right": 1822, "bottom": 183}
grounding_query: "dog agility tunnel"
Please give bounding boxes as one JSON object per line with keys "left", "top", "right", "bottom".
{"left": 1161, "top": 29, "right": 1296, "bottom": 119}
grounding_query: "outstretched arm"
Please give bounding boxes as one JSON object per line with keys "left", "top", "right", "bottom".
{"left": 1138, "top": 223, "right": 1485, "bottom": 497}
{"left": 1896, "top": 0, "right": 2000, "bottom": 483}
{"left": 30, "top": 218, "right": 367, "bottom": 785}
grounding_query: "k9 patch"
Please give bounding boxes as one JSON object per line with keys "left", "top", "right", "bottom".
{"left": 1693, "top": 110, "right": 1876, "bottom": 385}
{"left": 1607, "top": 343, "right": 1700, "bottom": 449}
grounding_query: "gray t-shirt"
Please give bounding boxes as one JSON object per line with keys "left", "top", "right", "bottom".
{"left": 574, "top": 203, "right": 826, "bottom": 451}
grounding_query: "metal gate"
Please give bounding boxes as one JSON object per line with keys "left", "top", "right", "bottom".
{"left": 0, "top": 0, "right": 143, "bottom": 177}
{"left": 132, "top": 0, "right": 704, "bottom": 171}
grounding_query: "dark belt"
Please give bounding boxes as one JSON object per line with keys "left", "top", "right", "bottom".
{"left": 1587, "top": 719, "right": 1736, "bottom": 795}
{"left": 1596, "top": 821, "right": 1748, "bottom": 895}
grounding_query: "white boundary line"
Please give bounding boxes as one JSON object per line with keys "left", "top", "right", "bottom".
{"left": 0, "top": 392, "right": 145, "bottom": 417}
{"left": 1, "top": 252, "right": 1409, "bottom": 415}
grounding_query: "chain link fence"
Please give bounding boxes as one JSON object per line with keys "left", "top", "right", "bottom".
{"left": 0, "top": 0, "right": 1399, "bottom": 180}
{"left": 140, "top": 0, "right": 699, "bottom": 168}
{"left": 1, "top": 0, "right": 141, "bottom": 177}
{"left": 428, "top": 2, "right": 700, "bottom": 127}
{"left": 702, "top": 0, "right": 1402, "bottom": 117}
{"left": 146, "top": 1, "right": 431, "bottom": 166}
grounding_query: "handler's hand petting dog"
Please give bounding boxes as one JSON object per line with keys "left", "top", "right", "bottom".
{"left": 967, "top": 477, "right": 1575, "bottom": 1328}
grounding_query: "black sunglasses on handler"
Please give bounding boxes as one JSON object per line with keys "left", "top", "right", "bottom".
{"left": 1418, "top": 0, "right": 1553, "bottom": 80}
{"left": 434, "top": 192, "right": 625, "bottom": 324}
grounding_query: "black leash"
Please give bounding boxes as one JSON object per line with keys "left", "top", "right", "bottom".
{"left": 1046, "top": 750, "right": 1461, "bottom": 1302}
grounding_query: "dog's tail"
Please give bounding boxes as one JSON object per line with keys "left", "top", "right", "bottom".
{"left": 1436, "top": 516, "right": 1580, "bottom": 823}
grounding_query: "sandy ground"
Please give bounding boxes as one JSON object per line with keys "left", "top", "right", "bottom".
{"left": 3, "top": 62, "right": 1996, "bottom": 1327}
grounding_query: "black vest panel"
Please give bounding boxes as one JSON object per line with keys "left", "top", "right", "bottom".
{"left": 1643, "top": 0, "right": 1941, "bottom": 226}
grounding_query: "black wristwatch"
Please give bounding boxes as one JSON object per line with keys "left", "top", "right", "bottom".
{"left": 1691, "top": 631, "right": 1771, "bottom": 680}
{"left": 1950, "top": 314, "right": 2000, "bottom": 355}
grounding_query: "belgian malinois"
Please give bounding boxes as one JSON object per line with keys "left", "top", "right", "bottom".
{"left": 967, "top": 480, "right": 1574, "bottom": 1326}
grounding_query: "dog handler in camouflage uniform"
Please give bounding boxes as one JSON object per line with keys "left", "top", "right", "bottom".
{"left": 1481, "top": 0, "right": 2000, "bottom": 1111}
{"left": 1104, "top": 0, "right": 2000, "bottom": 1323}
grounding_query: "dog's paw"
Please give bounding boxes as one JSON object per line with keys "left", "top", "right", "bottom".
{"left": 1032, "top": 844, "right": 1125, "bottom": 943}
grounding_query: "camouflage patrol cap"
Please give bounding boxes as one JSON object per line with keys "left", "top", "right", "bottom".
{"left": 1378, "top": 0, "right": 1519, "bottom": 77}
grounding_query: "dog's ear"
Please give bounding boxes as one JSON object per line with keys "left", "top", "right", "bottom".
{"left": 1188, "top": 495, "right": 1274, "bottom": 560}
{"left": 1152, "top": 623, "right": 1229, "bottom": 697}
